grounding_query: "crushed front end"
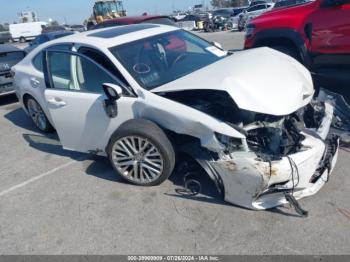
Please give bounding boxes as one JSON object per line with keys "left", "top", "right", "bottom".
{"left": 208, "top": 92, "right": 339, "bottom": 210}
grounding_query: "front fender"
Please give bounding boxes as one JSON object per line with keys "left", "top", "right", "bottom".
{"left": 133, "top": 90, "right": 246, "bottom": 152}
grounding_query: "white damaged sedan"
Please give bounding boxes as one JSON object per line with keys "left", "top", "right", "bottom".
{"left": 13, "top": 24, "right": 339, "bottom": 212}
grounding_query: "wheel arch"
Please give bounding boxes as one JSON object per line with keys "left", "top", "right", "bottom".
{"left": 252, "top": 28, "right": 312, "bottom": 68}
{"left": 22, "top": 93, "right": 55, "bottom": 130}
{"left": 22, "top": 93, "right": 33, "bottom": 110}
{"left": 106, "top": 118, "right": 225, "bottom": 196}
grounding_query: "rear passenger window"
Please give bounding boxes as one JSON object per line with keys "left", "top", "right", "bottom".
{"left": 32, "top": 44, "right": 72, "bottom": 72}
{"left": 48, "top": 52, "right": 72, "bottom": 89}
{"left": 33, "top": 52, "right": 44, "bottom": 72}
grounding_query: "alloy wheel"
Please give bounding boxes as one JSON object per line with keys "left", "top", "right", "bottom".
{"left": 111, "top": 136, "right": 164, "bottom": 184}
{"left": 27, "top": 99, "right": 47, "bottom": 131}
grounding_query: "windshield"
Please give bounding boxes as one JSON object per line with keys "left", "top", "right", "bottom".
{"left": 109, "top": 30, "right": 227, "bottom": 90}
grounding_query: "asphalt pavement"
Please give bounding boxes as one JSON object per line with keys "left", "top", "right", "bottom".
{"left": 0, "top": 31, "right": 349, "bottom": 255}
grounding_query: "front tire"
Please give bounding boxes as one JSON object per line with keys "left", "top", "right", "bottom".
{"left": 26, "top": 97, "right": 54, "bottom": 133}
{"left": 107, "top": 119, "right": 175, "bottom": 186}
{"left": 19, "top": 37, "right": 26, "bottom": 43}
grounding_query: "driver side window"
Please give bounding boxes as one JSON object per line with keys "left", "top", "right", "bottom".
{"left": 47, "top": 51, "right": 117, "bottom": 93}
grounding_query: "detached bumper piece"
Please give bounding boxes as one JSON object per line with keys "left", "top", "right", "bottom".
{"left": 209, "top": 100, "right": 339, "bottom": 211}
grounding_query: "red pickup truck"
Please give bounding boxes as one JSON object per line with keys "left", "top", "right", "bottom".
{"left": 244, "top": 0, "right": 350, "bottom": 80}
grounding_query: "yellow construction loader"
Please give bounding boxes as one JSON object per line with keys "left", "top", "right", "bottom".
{"left": 87, "top": 0, "right": 126, "bottom": 29}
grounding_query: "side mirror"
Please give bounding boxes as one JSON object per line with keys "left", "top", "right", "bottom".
{"left": 212, "top": 41, "right": 223, "bottom": 50}
{"left": 102, "top": 83, "right": 123, "bottom": 118}
{"left": 102, "top": 83, "right": 122, "bottom": 101}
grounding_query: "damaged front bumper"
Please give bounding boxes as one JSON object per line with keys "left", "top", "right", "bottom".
{"left": 209, "top": 101, "right": 339, "bottom": 210}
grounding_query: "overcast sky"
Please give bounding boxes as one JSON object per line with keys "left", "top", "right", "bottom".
{"left": 0, "top": 0, "right": 211, "bottom": 24}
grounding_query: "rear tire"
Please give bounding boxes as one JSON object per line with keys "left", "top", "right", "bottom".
{"left": 19, "top": 37, "right": 26, "bottom": 43}
{"left": 25, "top": 96, "right": 54, "bottom": 133}
{"left": 107, "top": 119, "right": 175, "bottom": 186}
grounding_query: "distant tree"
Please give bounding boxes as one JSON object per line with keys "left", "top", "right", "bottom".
{"left": 0, "top": 24, "right": 5, "bottom": 32}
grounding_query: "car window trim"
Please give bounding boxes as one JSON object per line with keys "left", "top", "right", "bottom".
{"left": 43, "top": 49, "right": 136, "bottom": 97}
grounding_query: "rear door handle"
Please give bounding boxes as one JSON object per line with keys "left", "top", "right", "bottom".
{"left": 30, "top": 77, "right": 40, "bottom": 87}
{"left": 47, "top": 98, "right": 67, "bottom": 107}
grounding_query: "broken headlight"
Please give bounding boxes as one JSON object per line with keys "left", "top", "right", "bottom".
{"left": 215, "top": 133, "right": 245, "bottom": 153}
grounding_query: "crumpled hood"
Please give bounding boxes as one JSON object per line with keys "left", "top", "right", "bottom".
{"left": 152, "top": 47, "right": 314, "bottom": 116}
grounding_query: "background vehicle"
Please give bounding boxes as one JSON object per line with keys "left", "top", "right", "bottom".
{"left": 68, "top": 25, "right": 86, "bottom": 32}
{"left": 244, "top": 0, "right": 350, "bottom": 83}
{"left": 9, "top": 22, "right": 47, "bottom": 42}
{"left": 238, "top": 3, "right": 274, "bottom": 31}
{"left": 173, "top": 12, "right": 188, "bottom": 21}
{"left": 91, "top": 15, "right": 176, "bottom": 30}
{"left": 24, "top": 31, "right": 75, "bottom": 53}
{"left": 42, "top": 25, "right": 67, "bottom": 33}
{"left": 87, "top": 0, "right": 126, "bottom": 29}
{"left": 0, "top": 32, "right": 12, "bottom": 44}
{"left": 273, "top": 0, "right": 308, "bottom": 9}
{"left": 204, "top": 15, "right": 229, "bottom": 32}
{"left": 227, "top": 7, "right": 249, "bottom": 30}
{"left": 212, "top": 8, "right": 238, "bottom": 18}
{"left": 176, "top": 14, "right": 209, "bottom": 30}
{"left": 0, "top": 44, "right": 25, "bottom": 96}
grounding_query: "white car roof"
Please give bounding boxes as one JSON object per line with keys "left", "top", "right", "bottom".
{"left": 44, "top": 24, "right": 179, "bottom": 50}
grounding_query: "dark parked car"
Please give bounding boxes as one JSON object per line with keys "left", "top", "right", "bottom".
{"left": 0, "top": 44, "right": 25, "bottom": 96}
{"left": 212, "top": 7, "right": 248, "bottom": 18}
{"left": 178, "top": 14, "right": 209, "bottom": 23}
{"left": 69, "top": 24, "right": 86, "bottom": 32}
{"left": 0, "top": 32, "right": 12, "bottom": 44}
{"left": 89, "top": 15, "right": 176, "bottom": 30}
{"left": 24, "top": 31, "right": 75, "bottom": 53}
{"left": 42, "top": 25, "right": 67, "bottom": 33}
{"left": 212, "top": 8, "right": 236, "bottom": 18}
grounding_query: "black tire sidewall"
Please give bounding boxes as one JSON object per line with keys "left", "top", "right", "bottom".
{"left": 26, "top": 97, "right": 54, "bottom": 133}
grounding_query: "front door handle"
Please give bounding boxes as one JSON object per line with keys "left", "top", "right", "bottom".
{"left": 30, "top": 77, "right": 40, "bottom": 87}
{"left": 47, "top": 98, "right": 67, "bottom": 107}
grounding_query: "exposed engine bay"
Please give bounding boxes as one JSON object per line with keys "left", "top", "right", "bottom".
{"left": 160, "top": 89, "right": 327, "bottom": 160}
{"left": 159, "top": 89, "right": 341, "bottom": 214}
